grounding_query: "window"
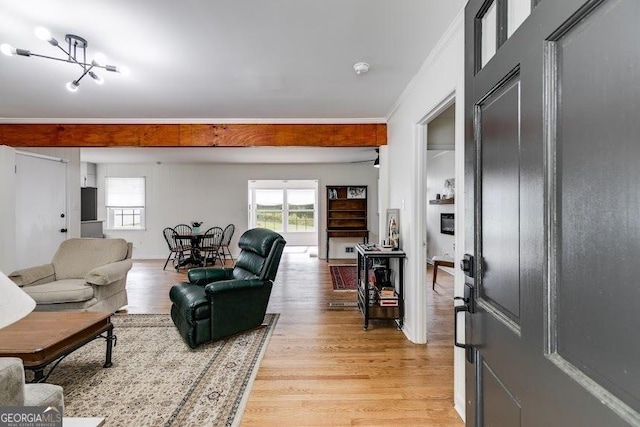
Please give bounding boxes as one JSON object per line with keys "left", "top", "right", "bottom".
{"left": 248, "top": 181, "right": 317, "bottom": 233}
{"left": 255, "top": 189, "right": 284, "bottom": 232}
{"left": 481, "top": 1, "right": 497, "bottom": 68}
{"left": 287, "top": 189, "right": 315, "bottom": 231}
{"left": 105, "top": 177, "right": 145, "bottom": 230}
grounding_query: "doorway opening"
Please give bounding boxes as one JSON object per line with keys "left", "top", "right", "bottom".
{"left": 425, "top": 103, "right": 456, "bottom": 283}
{"left": 247, "top": 179, "right": 319, "bottom": 251}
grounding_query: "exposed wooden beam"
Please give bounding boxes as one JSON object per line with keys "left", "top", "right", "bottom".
{"left": 0, "top": 123, "right": 386, "bottom": 147}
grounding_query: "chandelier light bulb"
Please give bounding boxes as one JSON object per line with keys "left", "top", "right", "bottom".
{"left": 35, "top": 26, "right": 58, "bottom": 46}
{"left": 89, "top": 71, "right": 104, "bottom": 85}
{"left": 34, "top": 27, "right": 51, "bottom": 41}
{"left": 66, "top": 81, "right": 79, "bottom": 92}
{"left": 92, "top": 52, "right": 107, "bottom": 66}
{"left": 0, "top": 43, "right": 16, "bottom": 56}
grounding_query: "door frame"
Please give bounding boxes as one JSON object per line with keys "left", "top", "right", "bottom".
{"left": 414, "top": 90, "right": 467, "bottom": 418}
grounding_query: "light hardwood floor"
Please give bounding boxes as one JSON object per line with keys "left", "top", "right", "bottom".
{"left": 124, "top": 250, "right": 462, "bottom": 426}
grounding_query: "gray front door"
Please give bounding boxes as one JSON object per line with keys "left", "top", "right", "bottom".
{"left": 463, "top": 0, "right": 640, "bottom": 425}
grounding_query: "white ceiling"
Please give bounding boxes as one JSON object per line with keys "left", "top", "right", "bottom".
{"left": 0, "top": 0, "right": 465, "bottom": 121}
{"left": 1, "top": 1, "right": 465, "bottom": 164}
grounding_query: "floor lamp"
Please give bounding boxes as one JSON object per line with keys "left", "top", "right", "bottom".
{"left": 0, "top": 271, "right": 35, "bottom": 329}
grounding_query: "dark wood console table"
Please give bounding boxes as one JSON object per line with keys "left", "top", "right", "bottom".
{"left": 356, "top": 244, "right": 405, "bottom": 330}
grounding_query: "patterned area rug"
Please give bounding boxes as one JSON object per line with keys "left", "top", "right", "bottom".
{"left": 330, "top": 265, "right": 358, "bottom": 290}
{"left": 43, "top": 313, "right": 278, "bottom": 427}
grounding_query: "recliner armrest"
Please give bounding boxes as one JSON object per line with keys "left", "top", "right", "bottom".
{"left": 85, "top": 259, "right": 133, "bottom": 286}
{"left": 188, "top": 267, "right": 234, "bottom": 286}
{"left": 204, "top": 279, "right": 269, "bottom": 295}
{"left": 8, "top": 264, "right": 55, "bottom": 287}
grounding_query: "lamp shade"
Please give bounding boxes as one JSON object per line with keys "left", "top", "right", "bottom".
{"left": 0, "top": 271, "right": 35, "bottom": 329}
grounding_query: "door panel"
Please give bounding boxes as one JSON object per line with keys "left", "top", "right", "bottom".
{"left": 552, "top": 0, "right": 640, "bottom": 413}
{"left": 480, "top": 75, "right": 521, "bottom": 322}
{"left": 464, "top": 0, "right": 640, "bottom": 425}
{"left": 15, "top": 154, "right": 67, "bottom": 269}
{"left": 481, "top": 359, "right": 521, "bottom": 426}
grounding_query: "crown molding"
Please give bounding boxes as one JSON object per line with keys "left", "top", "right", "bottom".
{"left": 385, "top": 8, "right": 464, "bottom": 121}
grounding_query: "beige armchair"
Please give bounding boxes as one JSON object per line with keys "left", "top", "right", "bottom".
{"left": 9, "top": 238, "right": 133, "bottom": 313}
{"left": 0, "top": 357, "right": 64, "bottom": 408}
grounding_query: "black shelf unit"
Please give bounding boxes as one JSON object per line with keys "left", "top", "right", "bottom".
{"left": 355, "top": 244, "right": 406, "bottom": 330}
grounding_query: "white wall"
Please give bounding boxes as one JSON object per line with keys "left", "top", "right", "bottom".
{"left": 426, "top": 151, "right": 455, "bottom": 260}
{"left": 428, "top": 107, "right": 456, "bottom": 149}
{"left": 95, "top": 162, "right": 378, "bottom": 259}
{"left": 384, "top": 10, "right": 466, "bottom": 419}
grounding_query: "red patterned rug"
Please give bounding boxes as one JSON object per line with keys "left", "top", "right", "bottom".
{"left": 330, "top": 265, "right": 358, "bottom": 291}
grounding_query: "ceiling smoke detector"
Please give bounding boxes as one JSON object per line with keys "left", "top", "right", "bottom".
{"left": 353, "top": 62, "right": 369, "bottom": 75}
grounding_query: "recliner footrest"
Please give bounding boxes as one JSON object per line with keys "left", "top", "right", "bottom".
{"left": 169, "top": 282, "right": 211, "bottom": 348}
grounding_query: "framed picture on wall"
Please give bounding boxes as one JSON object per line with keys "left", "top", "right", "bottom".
{"left": 347, "top": 186, "right": 366, "bottom": 199}
{"left": 386, "top": 208, "right": 400, "bottom": 249}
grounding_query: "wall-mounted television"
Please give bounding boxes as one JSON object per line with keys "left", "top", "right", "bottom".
{"left": 441, "top": 213, "right": 454, "bottom": 235}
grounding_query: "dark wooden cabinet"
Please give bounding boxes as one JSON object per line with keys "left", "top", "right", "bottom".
{"left": 325, "top": 185, "right": 368, "bottom": 260}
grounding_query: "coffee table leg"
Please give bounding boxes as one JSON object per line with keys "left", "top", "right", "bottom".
{"left": 104, "top": 325, "right": 114, "bottom": 368}
{"left": 34, "top": 369, "right": 45, "bottom": 383}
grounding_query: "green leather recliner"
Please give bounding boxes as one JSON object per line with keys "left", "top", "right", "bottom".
{"left": 169, "top": 228, "right": 286, "bottom": 348}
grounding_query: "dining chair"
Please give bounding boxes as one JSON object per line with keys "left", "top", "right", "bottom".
{"left": 173, "top": 223, "right": 193, "bottom": 251}
{"left": 218, "top": 224, "right": 235, "bottom": 265}
{"left": 200, "top": 227, "right": 224, "bottom": 267}
{"left": 163, "top": 227, "right": 191, "bottom": 270}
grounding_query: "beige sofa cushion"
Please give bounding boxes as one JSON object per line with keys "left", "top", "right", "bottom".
{"left": 25, "top": 279, "right": 92, "bottom": 304}
{"left": 0, "top": 358, "right": 25, "bottom": 406}
{"left": 24, "top": 383, "right": 64, "bottom": 408}
{"left": 52, "top": 238, "right": 128, "bottom": 280}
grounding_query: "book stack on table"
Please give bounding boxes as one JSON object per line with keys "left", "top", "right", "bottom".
{"left": 378, "top": 286, "right": 398, "bottom": 306}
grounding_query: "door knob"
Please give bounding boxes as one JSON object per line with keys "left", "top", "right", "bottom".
{"left": 460, "top": 254, "right": 474, "bottom": 278}
{"left": 60, "top": 228, "right": 68, "bottom": 233}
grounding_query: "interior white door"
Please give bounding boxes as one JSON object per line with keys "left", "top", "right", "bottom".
{"left": 15, "top": 153, "right": 67, "bottom": 269}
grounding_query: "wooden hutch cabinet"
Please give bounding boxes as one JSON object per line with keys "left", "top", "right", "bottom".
{"left": 325, "top": 185, "right": 369, "bottom": 260}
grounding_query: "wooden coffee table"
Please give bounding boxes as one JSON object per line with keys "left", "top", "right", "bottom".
{"left": 0, "top": 311, "right": 115, "bottom": 383}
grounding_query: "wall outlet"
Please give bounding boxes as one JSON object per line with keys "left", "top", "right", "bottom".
{"left": 345, "top": 247, "right": 355, "bottom": 253}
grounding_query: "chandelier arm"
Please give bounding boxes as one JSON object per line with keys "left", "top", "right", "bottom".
{"left": 28, "top": 52, "right": 77, "bottom": 65}
{"left": 20, "top": 51, "right": 111, "bottom": 71}
{"left": 74, "top": 67, "right": 92, "bottom": 85}
{"left": 54, "top": 44, "right": 86, "bottom": 70}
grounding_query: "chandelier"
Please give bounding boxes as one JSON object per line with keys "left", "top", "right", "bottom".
{"left": 1, "top": 27, "right": 129, "bottom": 93}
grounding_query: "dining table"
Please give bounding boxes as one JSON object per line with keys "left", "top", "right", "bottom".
{"left": 174, "top": 230, "right": 204, "bottom": 269}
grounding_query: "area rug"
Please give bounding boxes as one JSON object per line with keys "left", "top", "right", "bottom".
{"left": 43, "top": 313, "right": 278, "bottom": 427}
{"left": 330, "top": 265, "right": 358, "bottom": 290}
